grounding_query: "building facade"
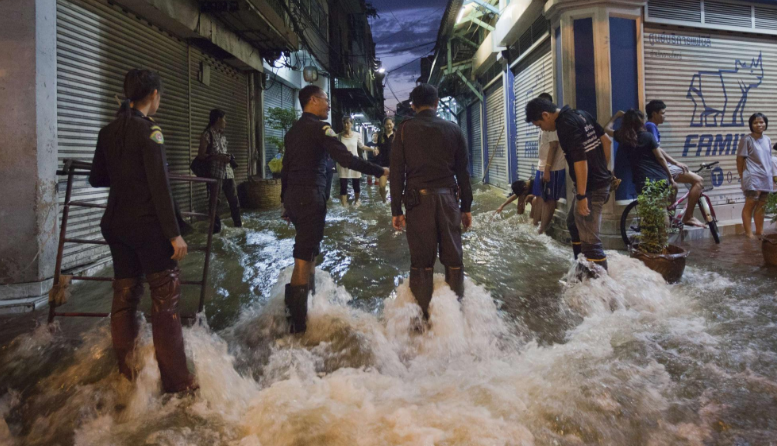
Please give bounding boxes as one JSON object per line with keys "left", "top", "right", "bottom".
{"left": 428, "top": 0, "right": 777, "bottom": 248}
{"left": 0, "top": 0, "right": 383, "bottom": 312}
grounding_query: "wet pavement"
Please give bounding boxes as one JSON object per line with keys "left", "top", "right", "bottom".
{"left": 1, "top": 183, "right": 776, "bottom": 446}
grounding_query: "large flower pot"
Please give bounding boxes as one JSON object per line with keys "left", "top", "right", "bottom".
{"left": 242, "top": 176, "right": 282, "bottom": 210}
{"left": 629, "top": 244, "right": 689, "bottom": 284}
{"left": 762, "top": 234, "right": 777, "bottom": 267}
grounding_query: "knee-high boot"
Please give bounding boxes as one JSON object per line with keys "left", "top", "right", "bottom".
{"left": 409, "top": 267, "right": 434, "bottom": 320}
{"left": 111, "top": 277, "right": 144, "bottom": 381}
{"left": 285, "top": 284, "right": 309, "bottom": 334}
{"left": 445, "top": 266, "right": 464, "bottom": 300}
{"left": 309, "top": 268, "right": 316, "bottom": 295}
{"left": 147, "top": 268, "right": 197, "bottom": 393}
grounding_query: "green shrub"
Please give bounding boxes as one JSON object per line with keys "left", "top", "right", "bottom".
{"left": 636, "top": 178, "right": 673, "bottom": 254}
{"left": 265, "top": 107, "right": 299, "bottom": 157}
{"left": 765, "top": 192, "right": 777, "bottom": 223}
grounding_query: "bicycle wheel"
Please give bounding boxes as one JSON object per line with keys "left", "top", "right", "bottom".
{"left": 708, "top": 221, "right": 720, "bottom": 244}
{"left": 620, "top": 201, "right": 641, "bottom": 246}
{"left": 697, "top": 198, "right": 721, "bottom": 244}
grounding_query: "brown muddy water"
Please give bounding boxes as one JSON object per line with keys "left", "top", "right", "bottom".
{"left": 1, "top": 183, "right": 776, "bottom": 446}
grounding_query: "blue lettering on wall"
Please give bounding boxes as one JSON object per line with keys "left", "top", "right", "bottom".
{"left": 711, "top": 167, "right": 724, "bottom": 187}
{"left": 682, "top": 133, "right": 747, "bottom": 157}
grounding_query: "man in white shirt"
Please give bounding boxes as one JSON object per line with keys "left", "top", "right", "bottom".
{"left": 535, "top": 93, "right": 566, "bottom": 234}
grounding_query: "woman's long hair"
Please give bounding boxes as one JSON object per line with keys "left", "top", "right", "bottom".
{"left": 380, "top": 117, "right": 394, "bottom": 144}
{"left": 118, "top": 69, "right": 162, "bottom": 120}
{"left": 615, "top": 109, "right": 645, "bottom": 147}
{"left": 205, "top": 109, "right": 226, "bottom": 133}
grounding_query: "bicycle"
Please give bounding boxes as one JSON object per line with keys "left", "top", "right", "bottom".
{"left": 620, "top": 161, "right": 721, "bottom": 246}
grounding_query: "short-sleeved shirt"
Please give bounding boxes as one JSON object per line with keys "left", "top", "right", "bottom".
{"left": 337, "top": 132, "right": 364, "bottom": 179}
{"left": 555, "top": 106, "right": 612, "bottom": 190}
{"left": 615, "top": 130, "right": 667, "bottom": 191}
{"left": 737, "top": 134, "right": 774, "bottom": 192}
{"left": 537, "top": 130, "right": 565, "bottom": 172}
{"left": 645, "top": 121, "right": 661, "bottom": 145}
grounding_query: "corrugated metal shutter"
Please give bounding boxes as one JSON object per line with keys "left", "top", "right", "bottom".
{"left": 486, "top": 82, "right": 509, "bottom": 189}
{"left": 513, "top": 45, "right": 553, "bottom": 183}
{"left": 189, "top": 47, "right": 250, "bottom": 211}
{"left": 56, "top": 0, "right": 189, "bottom": 270}
{"left": 262, "top": 78, "right": 296, "bottom": 177}
{"left": 644, "top": 26, "right": 777, "bottom": 205}
{"left": 457, "top": 110, "right": 470, "bottom": 174}
{"left": 468, "top": 102, "right": 483, "bottom": 180}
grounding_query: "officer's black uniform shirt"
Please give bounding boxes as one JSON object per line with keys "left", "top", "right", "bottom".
{"left": 555, "top": 106, "right": 612, "bottom": 190}
{"left": 282, "top": 112, "right": 385, "bottom": 201}
{"left": 89, "top": 109, "right": 180, "bottom": 240}
{"left": 389, "top": 109, "right": 473, "bottom": 216}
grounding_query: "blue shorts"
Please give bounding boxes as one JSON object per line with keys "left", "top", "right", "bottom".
{"left": 542, "top": 170, "right": 566, "bottom": 201}
{"left": 532, "top": 170, "right": 543, "bottom": 196}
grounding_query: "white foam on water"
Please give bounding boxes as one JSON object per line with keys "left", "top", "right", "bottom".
{"left": 2, "top": 255, "right": 765, "bottom": 446}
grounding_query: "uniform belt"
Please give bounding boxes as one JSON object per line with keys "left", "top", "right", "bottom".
{"left": 418, "top": 188, "right": 454, "bottom": 195}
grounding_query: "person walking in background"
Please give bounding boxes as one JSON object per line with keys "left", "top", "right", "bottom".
{"left": 535, "top": 93, "right": 566, "bottom": 235}
{"left": 604, "top": 109, "right": 675, "bottom": 194}
{"left": 525, "top": 97, "right": 612, "bottom": 276}
{"left": 364, "top": 132, "right": 380, "bottom": 186}
{"left": 645, "top": 100, "right": 705, "bottom": 227}
{"left": 89, "top": 68, "right": 197, "bottom": 394}
{"left": 196, "top": 108, "right": 241, "bottom": 233}
{"left": 391, "top": 84, "right": 472, "bottom": 321}
{"left": 376, "top": 117, "right": 395, "bottom": 203}
{"left": 337, "top": 116, "right": 371, "bottom": 207}
{"left": 737, "top": 113, "right": 773, "bottom": 238}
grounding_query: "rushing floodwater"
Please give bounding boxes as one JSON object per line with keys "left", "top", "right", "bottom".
{"left": 1, "top": 183, "right": 776, "bottom": 446}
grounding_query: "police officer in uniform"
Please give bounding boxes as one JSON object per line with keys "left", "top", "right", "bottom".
{"left": 390, "top": 84, "right": 473, "bottom": 320}
{"left": 282, "top": 85, "right": 388, "bottom": 334}
{"left": 89, "top": 69, "right": 196, "bottom": 393}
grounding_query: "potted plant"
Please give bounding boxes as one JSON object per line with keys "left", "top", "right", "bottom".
{"left": 242, "top": 107, "right": 298, "bottom": 209}
{"left": 265, "top": 107, "right": 298, "bottom": 179}
{"left": 629, "top": 179, "right": 690, "bottom": 283}
{"left": 761, "top": 193, "right": 777, "bottom": 266}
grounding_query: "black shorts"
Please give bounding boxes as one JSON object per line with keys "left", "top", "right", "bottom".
{"left": 285, "top": 186, "right": 327, "bottom": 261}
{"left": 102, "top": 224, "right": 177, "bottom": 279}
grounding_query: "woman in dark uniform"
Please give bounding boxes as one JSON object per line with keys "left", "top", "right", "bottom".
{"left": 195, "top": 109, "right": 241, "bottom": 233}
{"left": 375, "top": 117, "right": 395, "bottom": 203}
{"left": 89, "top": 69, "right": 197, "bottom": 394}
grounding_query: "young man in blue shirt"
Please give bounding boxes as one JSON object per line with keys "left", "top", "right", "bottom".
{"left": 645, "top": 100, "right": 705, "bottom": 228}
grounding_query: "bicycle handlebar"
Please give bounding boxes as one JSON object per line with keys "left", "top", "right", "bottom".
{"left": 694, "top": 161, "right": 720, "bottom": 173}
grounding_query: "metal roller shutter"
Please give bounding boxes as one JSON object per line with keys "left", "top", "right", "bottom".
{"left": 189, "top": 48, "right": 250, "bottom": 211}
{"left": 262, "top": 78, "right": 296, "bottom": 177}
{"left": 468, "top": 102, "right": 483, "bottom": 180}
{"left": 513, "top": 44, "right": 553, "bottom": 183}
{"left": 56, "top": 0, "right": 189, "bottom": 270}
{"left": 644, "top": 26, "right": 777, "bottom": 205}
{"left": 457, "top": 110, "right": 470, "bottom": 174}
{"left": 486, "top": 82, "right": 509, "bottom": 189}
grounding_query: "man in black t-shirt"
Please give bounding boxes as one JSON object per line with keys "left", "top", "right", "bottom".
{"left": 525, "top": 98, "right": 613, "bottom": 273}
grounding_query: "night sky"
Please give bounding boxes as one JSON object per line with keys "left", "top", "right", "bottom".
{"left": 368, "top": 0, "right": 448, "bottom": 114}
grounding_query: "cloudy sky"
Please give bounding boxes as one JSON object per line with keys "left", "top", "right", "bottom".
{"left": 368, "top": 0, "right": 448, "bottom": 113}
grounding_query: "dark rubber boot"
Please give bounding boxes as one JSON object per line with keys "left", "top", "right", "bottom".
{"left": 212, "top": 215, "right": 222, "bottom": 234}
{"left": 147, "top": 268, "right": 197, "bottom": 393}
{"left": 409, "top": 267, "right": 434, "bottom": 320}
{"left": 572, "top": 243, "right": 582, "bottom": 260}
{"left": 445, "top": 266, "right": 464, "bottom": 301}
{"left": 285, "top": 284, "right": 309, "bottom": 334}
{"left": 111, "top": 277, "right": 144, "bottom": 381}
{"left": 231, "top": 207, "right": 242, "bottom": 228}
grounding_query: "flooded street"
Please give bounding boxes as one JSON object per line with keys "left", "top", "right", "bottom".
{"left": 2, "top": 184, "right": 777, "bottom": 446}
